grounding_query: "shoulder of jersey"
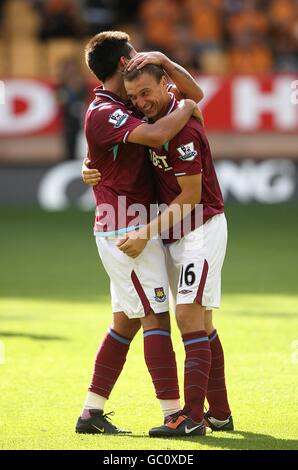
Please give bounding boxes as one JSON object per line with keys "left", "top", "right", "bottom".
{"left": 189, "top": 116, "right": 204, "bottom": 130}
{"left": 170, "top": 118, "right": 198, "bottom": 145}
{"left": 182, "top": 117, "right": 205, "bottom": 141}
{"left": 90, "top": 101, "right": 132, "bottom": 127}
{"left": 88, "top": 100, "right": 117, "bottom": 113}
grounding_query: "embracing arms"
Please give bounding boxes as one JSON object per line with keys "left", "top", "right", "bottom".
{"left": 118, "top": 174, "right": 202, "bottom": 258}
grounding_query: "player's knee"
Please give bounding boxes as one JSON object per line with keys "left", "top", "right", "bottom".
{"left": 141, "top": 310, "right": 170, "bottom": 331}
{"left": 175, "top": 312, "right": 194, "bottom": 333}
{"left": 111, "top": 314, "right": 141, "bottom": 339}
{"left": 176, "top": 303, "right": 205, "bottom": 333}
{"left": 156, "top": 311, "right": 171, "bottom": 331}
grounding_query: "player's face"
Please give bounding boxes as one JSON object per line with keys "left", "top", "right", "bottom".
{"left": 125, "top": 73, "right": 169, "bottom": 120}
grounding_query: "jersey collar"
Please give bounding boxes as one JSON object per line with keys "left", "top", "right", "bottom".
{"left": 94, "top": 85, "right": 131, "bottom": 107}
{"left": 164, "top": 93, "right": 177, "bottom": 116}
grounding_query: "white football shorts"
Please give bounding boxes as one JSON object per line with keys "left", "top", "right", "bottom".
{"left": 95, "top": 235, "right": 169, "bottom": 319}
{"left": 165, "top": 213, "right": 227, "bottom": 311}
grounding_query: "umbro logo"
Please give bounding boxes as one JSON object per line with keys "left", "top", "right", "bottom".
{"left": 185, "top": 360, "right": 199, "bottom": 368}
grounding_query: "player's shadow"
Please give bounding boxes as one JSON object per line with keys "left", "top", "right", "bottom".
{"left": 144, "top": 430, "right": 298, "bottom": 450}
{"left": 127, "top": 430, "right": 298, "bottom": 450}
{"left": 0, "top": 331, "right": 67, "bottom": 341}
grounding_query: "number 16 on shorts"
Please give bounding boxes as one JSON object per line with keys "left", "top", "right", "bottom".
{"left": 176, "top": 259, "right": 209, "bottom": 306}
{"left": 179, "top": 263, "right": 196, "bottom": 289}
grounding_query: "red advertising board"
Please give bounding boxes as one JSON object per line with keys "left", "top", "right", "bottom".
{"left": 0, "top": 76, "right": 297, "bottom": 136}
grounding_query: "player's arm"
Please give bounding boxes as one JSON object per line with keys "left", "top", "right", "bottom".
{"left": 118, "top": 174, "right": 202, "bottom": 258}
{"left": 127, "top": 99, "right": 199, "bottom": 147}
{"left": 127, "top": 52, "right": 204, "bottom": 102}
{"left": 82, "top": 99, "right": 199, "bottom": 184}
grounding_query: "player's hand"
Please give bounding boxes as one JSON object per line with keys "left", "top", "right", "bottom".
{"left": 177, "top": 98, "right": 196, "bottom": 114}
{"left": 117, "top": 232, "right": 149, "bottom": 258}
{"left": 82, "top": 158, "right": 101, "bottom": 186}
{"left": 192, "top": 105, "right": 205, "bottom": 127}
{"left": 126, "top": 51, "right": 167, "bottom": 71}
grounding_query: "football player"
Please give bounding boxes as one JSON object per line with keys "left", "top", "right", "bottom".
{"left": 117, "top": 64, "right": 233, "bottom": 436}
{"left": 76, "top": 31, "right": 207, "bottom": 436}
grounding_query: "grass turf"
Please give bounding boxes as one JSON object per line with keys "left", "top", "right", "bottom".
{"left": 0, "top": 204, "right": 298, "bottom": 450}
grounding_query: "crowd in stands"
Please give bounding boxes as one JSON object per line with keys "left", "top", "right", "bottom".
{"left": 29, "top": 0, "right": 298, "bottom": 73}
{"left": 1, "top": 0, "right": 298, "bottom": 75}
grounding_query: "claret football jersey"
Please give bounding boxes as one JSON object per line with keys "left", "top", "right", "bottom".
{"left": 85, "top": 86, "right": 156, "bottom": 234}
{"left": 150, "top": 94, "right": 224, "bottom": 242}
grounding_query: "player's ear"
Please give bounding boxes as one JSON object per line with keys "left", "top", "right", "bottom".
{"left": 160, "top": 75, "right": 168, "bottom": 89}
{"left": 119, "top": 56, "right": 129, "bottom": 71}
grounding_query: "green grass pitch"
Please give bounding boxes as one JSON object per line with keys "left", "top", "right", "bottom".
{"left": 0, "top": 204, "right": 297, "bottom": 450}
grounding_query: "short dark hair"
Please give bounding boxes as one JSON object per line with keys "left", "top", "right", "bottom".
{"left": 124, "top": 64, "right": 166, "bottom": 84}
{"left": 85, "top": 31, "right": 132, "bottom": 82}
